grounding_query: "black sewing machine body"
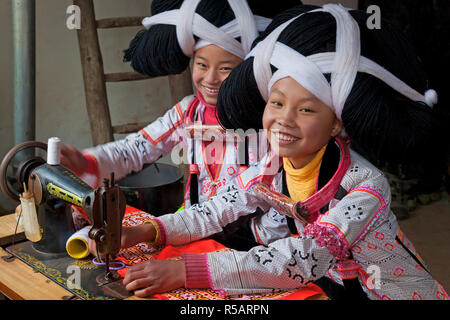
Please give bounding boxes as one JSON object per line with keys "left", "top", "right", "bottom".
{"left": 25, "top": 159, "right": 125, "bottom": 259}
{"left": 0, "top": 141, "right": 130, "bottom": 299}
{"left": 28, "top": 163, "right": 91, "bottom": 254}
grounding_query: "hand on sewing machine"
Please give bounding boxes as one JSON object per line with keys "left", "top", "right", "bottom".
{"left": 60, "top": 144, "right": 86, "bottom": 175}
{"left": 88, "top": 223, "right": 157, "bottom": 257}
{"left": 122, "top": 259, "right": 186, "bottom": 297}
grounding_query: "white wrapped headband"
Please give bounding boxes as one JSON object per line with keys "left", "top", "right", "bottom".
{"left": 248, "top": 4, "right": 438, "bottom": 121}
{"left": 142, "top": 0, "right": 271, "bottom": 59}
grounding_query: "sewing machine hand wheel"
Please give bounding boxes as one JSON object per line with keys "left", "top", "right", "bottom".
{"left": 0, "top": 141, "right": 47, "bottom": 202}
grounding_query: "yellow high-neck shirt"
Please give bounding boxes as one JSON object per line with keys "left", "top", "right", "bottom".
{"left": 283, "top": 145, "right": 327, "bottom": 202}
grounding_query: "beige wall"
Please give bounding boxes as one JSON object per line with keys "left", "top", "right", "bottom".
{"left": 0, "top": 0, "right": 357, "bottom": 212}
{"left": 1, "top": 0, "right": 173, "bottom": 153}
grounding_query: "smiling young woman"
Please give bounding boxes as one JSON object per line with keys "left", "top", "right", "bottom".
{"left": 263, "top": 77, "right": 342, "bottom": 169}
{"left": 192, "top": 45, "right": 242, "bottom": 105}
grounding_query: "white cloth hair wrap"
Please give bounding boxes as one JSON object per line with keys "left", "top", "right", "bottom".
{"left": 248, "top": 4, "right": 437, "bottom": 121}
{"left": 142, "top": 0, "right": 270, "bottom": 59}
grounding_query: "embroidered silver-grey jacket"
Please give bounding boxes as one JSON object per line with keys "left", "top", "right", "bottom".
{"left": 156, "top": 141, "right": 448, "bottom": 300}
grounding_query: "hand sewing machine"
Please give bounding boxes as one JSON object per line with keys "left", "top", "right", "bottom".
{"left": 0, "top": 139, "right": 126, "bottom": 284}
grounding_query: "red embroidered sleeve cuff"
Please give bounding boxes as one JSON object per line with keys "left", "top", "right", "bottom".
{"left": 182, "top": 253, "right": 211, "bottom": 289}
{"left": 304, "top": 223, "right": 350, "bottom": 261}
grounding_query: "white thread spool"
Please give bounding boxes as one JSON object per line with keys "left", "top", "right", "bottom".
{"left": 47, "top": 137, "right": 61, "bottom": 165}
{"left": 66, "top": 226, "right": 91, "bottom": 259}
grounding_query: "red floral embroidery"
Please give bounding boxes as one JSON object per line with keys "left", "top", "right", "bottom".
{"left": 336, "top": 259, "right": 361, "bottom": 279}
{"left": 436, "top": 290, "right": 449, "bottom": 300}
{"left": 393, "top": 267, "right": 404, "bottom": 277}
{"left": 412, "top": 292, "right": 422, "bottom": 300}
{"left": 304, "top": 224, "right": 350, "bottom": 261}
{"left": 384, "top": 243, "right": 394, "bottom": 252}
{"left": 374, "top": 232, "right": 384, "bottom": 240}
{"left": 227, "top": 166, "right": 236, "bottom": 176}
{"left": 436, "top": 283, "right": 449, "bottom": 300}
{"left": 352, "top": 245, "right": 362, "bottom": 254}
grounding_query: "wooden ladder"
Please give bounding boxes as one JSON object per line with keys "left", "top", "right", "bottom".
{"left": 73, "top": 0, "right": 193, "bottom": 146}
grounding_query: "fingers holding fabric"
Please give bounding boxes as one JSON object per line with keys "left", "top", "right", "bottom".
{"left": 123, "top": 259, "right": 186, "bottom": 297}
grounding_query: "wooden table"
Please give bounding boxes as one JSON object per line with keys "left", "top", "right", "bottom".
{"left": 0, "top": 213, "right": 70, "bottom": 299}
{"left": 0, "top": 213, "right": 25, "bottom": 246}
{"left": 0, "top": 213, "right": 146, "bottom": 300}
{"left": 0, "top": 213, "right": 327, "bottom": 301}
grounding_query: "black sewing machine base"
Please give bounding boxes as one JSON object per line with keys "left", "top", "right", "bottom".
{"left": 5, "top": 241, "right": 132, "bottom": 300}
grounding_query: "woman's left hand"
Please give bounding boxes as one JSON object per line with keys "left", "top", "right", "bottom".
{"left": 122, "top": 259, "right": 186, "bottom": 297}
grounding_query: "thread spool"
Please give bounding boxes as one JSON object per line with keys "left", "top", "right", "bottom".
{"left": 66, "top": 226, "right": 91, "bottom": 259}
{"left": 47, "top": 137, "right": 61, "bottom": 165}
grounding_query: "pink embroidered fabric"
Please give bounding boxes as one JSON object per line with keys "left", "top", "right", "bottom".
{"left": 303, "top": 223, "right": 350, "bottom": 261}
{"left": 335, "top": 259, "right": 361, "bottom": 279}
{"left": 183, "top": 253, "right": 211, "bottom": 289}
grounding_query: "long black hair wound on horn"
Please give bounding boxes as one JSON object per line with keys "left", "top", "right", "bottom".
{"left": 123, "top": 0, "right": 301, "bottom": 77}
{"left": 216, "top": 5, "right": 445, "bottom": 169}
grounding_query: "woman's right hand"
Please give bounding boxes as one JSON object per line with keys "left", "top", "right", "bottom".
{"left": 88, "top": 223, "right": 157, "bottom": 257}
{"left": 60, "top": 144, "right": 86, "bottom": 175}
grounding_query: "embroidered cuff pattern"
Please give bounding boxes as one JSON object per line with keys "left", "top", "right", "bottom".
{"left": 182, "top": 253, "right": 211, "bottom": 289}
{"left": 304, "top": 223, "right": 350, "bottom": 261}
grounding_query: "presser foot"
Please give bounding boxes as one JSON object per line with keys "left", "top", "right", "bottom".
{"left": 95, "top": 271, "right": 131, "bottom": 299}
{"left": 96, "top": 270, "right": 121, "bottom": 287}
